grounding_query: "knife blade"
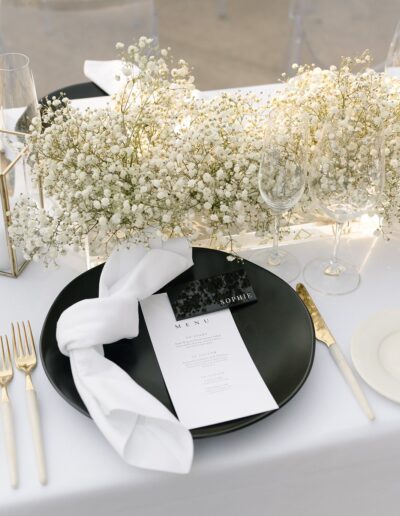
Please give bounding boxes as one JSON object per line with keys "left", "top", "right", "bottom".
{"left": 296, "top": 283, "right": 375, "bottom": 421}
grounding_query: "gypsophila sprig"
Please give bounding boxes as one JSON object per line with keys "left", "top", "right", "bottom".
{"left": 272, "top": 53, "right": 400, "bottom": 224}
{"left": 8, "top": 43, "right": 400, "bottom": 264}
{"left": 9, "top": 37, "right": 271, "bottom": 264}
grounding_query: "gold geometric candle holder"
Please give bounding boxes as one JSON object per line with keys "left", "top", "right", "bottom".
{"left": 0, "top": 129, "right": 43, "bottom": 277}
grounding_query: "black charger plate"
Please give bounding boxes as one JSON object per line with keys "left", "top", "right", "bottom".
{"left": 40, "top": 247, "right": 315, "bottom": 438}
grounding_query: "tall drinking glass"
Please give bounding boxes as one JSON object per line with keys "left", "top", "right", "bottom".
{"left": 0, "top": 53, "right": 39, "bottom": 153}
{"left": 303, "top": 121, "right": 385, "bottom": 295}
{"left": 385, "top": 20, "right": 400, "bottom": 77}
{"left": 251, "top": 122, "right": 306, "bottom": 282}
{"left": 0, "top": 52, "right": 41, "bottom": 237}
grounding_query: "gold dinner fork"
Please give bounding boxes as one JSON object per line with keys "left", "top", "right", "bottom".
{"left": 0, "top": 335, "right": 18, "bottom": 488}
{"left": 12, "top": 321, "right": 47, "bottom": 485}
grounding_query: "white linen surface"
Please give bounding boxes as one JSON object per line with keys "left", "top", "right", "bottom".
{"left": 2, "top": 88, "right": 400, "bottom": 516}
{"left": 56, "top": 238, "right": 194, "bottom": 474}
{"left": 2, "top": 233, "right": 400, "bottom": 516}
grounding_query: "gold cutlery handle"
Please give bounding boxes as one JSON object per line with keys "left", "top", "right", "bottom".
{"left": 329, "top": 343, "right": 375, "bottom": 421}
{"left": 1, "top": 393, "right": 18, "bottom": 488}
{"left": 26, "top": 379, "right": 47, "bottom": 485}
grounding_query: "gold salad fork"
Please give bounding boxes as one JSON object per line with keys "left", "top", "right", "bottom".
{"left": 0, "top": 335, "right": 18, "bottom": 488}
{"left": 12, "top": 321, "right": 47, "bottom": 485}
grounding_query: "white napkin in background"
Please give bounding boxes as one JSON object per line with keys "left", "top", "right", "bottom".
{"left": 56, "top": 238, "right": 194, "bottom": 474}
{"left": 83, "top": 59, "right": 284, "bottom": 100}
{"left": 84, "top": 59, "right": 125, "bottom": 95}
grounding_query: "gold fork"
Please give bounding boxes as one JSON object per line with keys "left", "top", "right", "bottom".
{"left": 0, "top": 335, "right": 18, "bottom": 488}
{"left": 12, "top": 321, "right": 47, "bottom": 485}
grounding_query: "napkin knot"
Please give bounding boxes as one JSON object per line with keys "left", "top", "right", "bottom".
{"left": 56, "top": 238, "right": 194, "bottom": 473}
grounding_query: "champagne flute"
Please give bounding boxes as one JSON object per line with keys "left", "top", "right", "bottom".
{"left": 0, "top": 53, "right": 40, "bottom": 203}
{"left": 251, "top": 120, "right": 306, "bottom": 282}
{"left": 385, "top": 20, "right": 400, "bottom": 77}
{"left": 0, "top": 53, "right": 39, "bottom": 154}
{"left": 303, "top": 120, "right": 385, "bottom": 295}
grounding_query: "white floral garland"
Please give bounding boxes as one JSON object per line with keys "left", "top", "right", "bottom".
{"left": 8, "top": 41, "right": 400, "bottom": 264}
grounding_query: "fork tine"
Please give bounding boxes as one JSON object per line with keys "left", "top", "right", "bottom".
{"left": 11, "top": 323, "right": 21, "bottom": 360}
{"left": 0, "top": 336, "right": 5, "bottom": 370}
{"left": 4, "top": 336, "right": 12, "bottom": 371}
{"left": 22, "top": 322, "right": 30, "bottom": 356}
{"left": 27, "top": 321, "right": 36, "bottom": 358}
{"left": 11, "top": 324, "right": 18, "bottom": 359}
{"left": 17, "top": 322, "right": 26, "bottom": 356}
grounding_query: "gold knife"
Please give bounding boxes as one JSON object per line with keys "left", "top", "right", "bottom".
{"left": 296, "top": 283, "right": 375, "bottom": 421}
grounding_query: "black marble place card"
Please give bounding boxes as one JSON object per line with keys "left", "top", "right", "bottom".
{"left": 167, "top": 269, "right": 257, "bottom": 321}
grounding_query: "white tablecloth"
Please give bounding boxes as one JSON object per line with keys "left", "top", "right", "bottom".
{"left": 1, "top": 88, "right": 400, "bottom": 516}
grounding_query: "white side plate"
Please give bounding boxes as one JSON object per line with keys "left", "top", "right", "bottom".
{"left": 351, "top": 308, "right": 400, "bottom": 403}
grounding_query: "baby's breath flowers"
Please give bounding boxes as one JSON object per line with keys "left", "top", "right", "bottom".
{"left": 272, "top": 53, "right": 400, "bottom": 225}
{"left": 9, "top": 37, "right": 270, "bottom": 264}
{"left": 8, "top": 44, "right": 400, "bottom": 265}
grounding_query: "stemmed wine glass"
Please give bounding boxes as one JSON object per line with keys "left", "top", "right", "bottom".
{"left": 251, "top": 119, "right": 306, "bottom": 282}
{"left": 0, "top": 53, "right": 40, "bottom": 154}
{"left": 385, "top": 20, "right": 400, "bottom": 77}
{"left": 0, "top": 53, "right": 40, "bottom": 205}
{"left": 303, "top": 120, "right": 385, "bottom": 295}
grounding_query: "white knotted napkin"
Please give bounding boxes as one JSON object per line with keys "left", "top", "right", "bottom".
{"left": 56, "top": 239, "right": 194, "bottom": 473}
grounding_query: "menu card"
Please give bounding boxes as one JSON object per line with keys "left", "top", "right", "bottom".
{"left": 140, "top": 293, "right": 278, "bottom": 430}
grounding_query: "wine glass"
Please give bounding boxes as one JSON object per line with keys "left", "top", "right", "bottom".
{"left": 0, "top": 53, "right": 40, "bottom": 205}
{"left": 0, "top": 53, "right": 39, "bottom": 155}
{"left": 251, "top": 121, "right": 306, "bottom": 282}
{"left": 385, "top": 20, "right": 400, "bottom": 77}
{"left": 303, "top": 120, "right": 385, "bottom": 295}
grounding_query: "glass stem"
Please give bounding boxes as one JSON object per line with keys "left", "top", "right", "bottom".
{"left": 332, "top": 222, "right": 343, "bottom": 264}
{"left": 273, "top": 214, "right": 280, "bottom": 252}
{"left": 324, "top": 222, "right": 344, "bottom": 276}
{"left": 267, "top": 214, "right": 281, "bottom": 266}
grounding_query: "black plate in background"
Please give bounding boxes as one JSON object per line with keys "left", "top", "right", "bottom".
{"left": 40, "top": 247, "right": 315, "bottom": 438}
{"left": 45, "top": 81, "right": 107, "bottom": 101}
